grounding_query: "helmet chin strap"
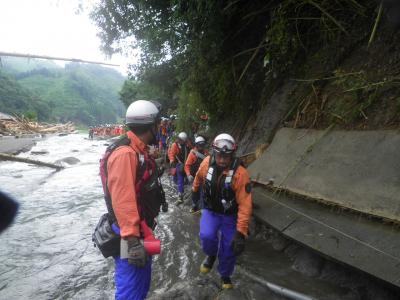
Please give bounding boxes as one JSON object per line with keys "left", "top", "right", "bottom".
{"left": 149, "top": 125, "right": 158, "bottom": 146}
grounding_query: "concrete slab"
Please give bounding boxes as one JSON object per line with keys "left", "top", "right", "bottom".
{"left": 248, "top": 128, "right": 400, "bottom": 222}
{"left": 252, "top": 187, "right": 400, "bottom": 288}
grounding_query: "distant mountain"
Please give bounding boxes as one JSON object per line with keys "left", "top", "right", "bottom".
{"left": 1, "top": 57, "right": 60, "bottom": 73}
{"left": 0, "top": 57, "right": 125, "bottom": 125}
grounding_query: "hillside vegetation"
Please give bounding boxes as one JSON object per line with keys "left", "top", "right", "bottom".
{"left": 0, "top": 57, "right": 125, "bottom": 125}
{"left": 91, "top": 0, "right": 400, "bottom": 143}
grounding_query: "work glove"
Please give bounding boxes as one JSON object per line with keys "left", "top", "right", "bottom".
{"left": 191, "top": 190, "right": 200, "bottom": 204}
{"left": 158, "top": 166, "right": 165, "bottom": 176}
{"left": 126, "top": 237, "right": 149, "bottom": 268}
{"left": 161, "top": 201, "right": 169, "bottom": 213}
{"left": 231, "top": 231, "right": 245, "bottom": 256}
{"left": 187, "top": 175, "right": 194, "bottom": 183}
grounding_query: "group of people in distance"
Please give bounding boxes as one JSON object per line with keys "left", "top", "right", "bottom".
{"left": 88, "top": 124, "right": 125, "bottom": 139}
{"left": 98, "top": 100, "right": 253, "bottom": 299}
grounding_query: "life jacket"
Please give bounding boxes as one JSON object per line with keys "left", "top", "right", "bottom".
{"left": 189, "top": 149, "right": 206, "bottom": 176}
{"left": 175, "top": 142, "right": 190, "bottom": 164}
{"left": 203, "top": 155, "right": 241, "bottom": 215}
{"left": 99, "top": 135, "right": 166, "bottom": 230}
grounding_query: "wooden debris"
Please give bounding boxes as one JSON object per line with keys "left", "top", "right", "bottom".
{"left": 0, "top": 114, "right": 75, "bottom": 135}
{"left": 0, "top": 153, "right": 64, "bottom": 170}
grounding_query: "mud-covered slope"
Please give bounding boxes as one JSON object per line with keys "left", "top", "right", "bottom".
{"left": 233, "top": 11, "right": 400, "bottom": 155}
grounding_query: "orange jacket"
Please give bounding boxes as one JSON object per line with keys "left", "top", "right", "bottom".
{"left": 192, "top": 156, "right": 252, "bottom": 236}
{"left": 168, "top": 142, "right": 191, "bottom": 164}
{"left": 184, "top": 148, "right": 209, "bottom": 176}
{"left": 107, "top": 131, "right": 147, "bottom": 239}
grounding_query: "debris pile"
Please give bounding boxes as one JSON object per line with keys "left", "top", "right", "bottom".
{"left": 0, "top": 115, "right": 75, "bottom": 135}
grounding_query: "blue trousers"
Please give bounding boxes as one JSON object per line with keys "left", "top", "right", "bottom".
{"left": 199, "top": 209, "right": 237, "bottom": 277}
{"left": 112, "top": 224, "right": 152, "bottom": 300}
{"left": 173, "top": 163, "right": 185, "bottom": 194}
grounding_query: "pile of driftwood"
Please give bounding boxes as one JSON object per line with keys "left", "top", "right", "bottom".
{"left": 0, "top": 115, "right": 75, "bottom": 135}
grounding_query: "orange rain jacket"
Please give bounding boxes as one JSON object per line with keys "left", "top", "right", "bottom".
{"left": 184, "top": 148, "right": 209, "bottom": 177}
{"left": 168, "top": 142, "right": 191, "bottom": 164}
{"left": 192, "top": 156, "right": 253, "bottom": 236}
{"left": 107, "top": 131, "right": 147, "bottom": 239}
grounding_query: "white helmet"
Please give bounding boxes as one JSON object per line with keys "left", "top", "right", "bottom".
{"left": 125, "top": 100, "right": 160, "bottom": 125}
{"left": 212, "top": 133, "right": 237, "bottom": 154}
{"left": 195, "top": 136, "right": 206, "bottom": 145}
{"left": 178, "top": 132, "right": 188, "bottom": 142}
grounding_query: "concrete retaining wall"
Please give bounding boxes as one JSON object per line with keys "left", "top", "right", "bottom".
{"left": 248, "top": 128, "right": 400, "bottom": 222}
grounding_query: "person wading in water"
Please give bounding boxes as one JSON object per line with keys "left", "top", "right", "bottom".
{"left": 192, "top": 133, "right": 252, "bottom": 289}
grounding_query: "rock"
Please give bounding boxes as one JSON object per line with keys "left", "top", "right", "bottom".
{"left": 55, "top": 157, "right": 80, "bottom": 165}
{"left": 283, "top": 244, "right": 300, "bottom": 259}
{"left": 31, "top": 150, "right": 49, "bottom": 155}
{"left": 292, "top": 248, "right": 324, "bottom": 277}
{"left": 271, "top": 235, "right": 290, "bottom": 252}
{"left": 71, "top": 150, "right": 79, "bottom": 153}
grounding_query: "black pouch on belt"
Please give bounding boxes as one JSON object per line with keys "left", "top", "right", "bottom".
{"left": 92, "top": 213, "right": 120, "bottom": 258}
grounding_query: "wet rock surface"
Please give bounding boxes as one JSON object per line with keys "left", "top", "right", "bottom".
{"left": 30, "top": 150, "right": 49, "bottom": 155}
{"left": 54, "top": 156, "right": 81, "bottom": 165}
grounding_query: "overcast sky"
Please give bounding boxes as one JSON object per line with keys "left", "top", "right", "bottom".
{"left": 0, "top": 0, "right": 132, "bottom": 75}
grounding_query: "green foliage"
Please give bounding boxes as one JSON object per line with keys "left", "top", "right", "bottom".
{"left": 0, "top": 58, "right": 125, "bottom": 125}
{"left": 120, "top": 61, "right": 179, "bottom": 114}
{"left": 91, "top": 0, "right": 380, "bottom": 130}
{"left": 1, "top": 57, "right": 59, "bottom": 73}
{"left": 0, "top": 71, "right": 47, "bottom": 119}
{"left": 24, "top": 110, "right": 38, "bottom": 121}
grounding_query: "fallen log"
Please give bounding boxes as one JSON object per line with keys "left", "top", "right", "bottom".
{"left": 0, "top": 153, "right": 64, "bottom": 170}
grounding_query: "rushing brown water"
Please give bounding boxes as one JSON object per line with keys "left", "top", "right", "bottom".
{"left": 3, "top": 134, "right": 389, "bottom": 300}
{"left": 0, "top": 134, "right": 277, "bottom": 299}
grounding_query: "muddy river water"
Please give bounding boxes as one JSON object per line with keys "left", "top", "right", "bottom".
{"left": 2, "top": 134, "right": 396, "bottom": 300}
{"left": 0, "top": 134, "right": 287, "bottom": 299}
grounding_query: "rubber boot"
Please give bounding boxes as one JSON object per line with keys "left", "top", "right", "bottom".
{"left": 190, "top": 205, "right": 201, "bottom": 215}
{"left": 176, "top": 193, "right": 184, "bottom": 205}
{"left": 221, "top": 277, "right": 233, "bottom": 289}
{"left": 200, "top": 255, "right": 216, "bottom": 274}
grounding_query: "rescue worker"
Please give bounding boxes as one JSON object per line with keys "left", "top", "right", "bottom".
{"left": 168, "top": 131, "right": 191, "bottom": 203}
{"left": 184, "top": 135, "right": 209, "bottom": 213}
{"left": 192, "top": 133, "right": 252, "bottom": 289}
{"left": 158, "top": 118, "right": 169, "bottom": 151}
{"left": 88, "top": 127, "right": 94, "bottom": 139}
{"left": 107, "top": 100, "right": 165, "bottom": 299}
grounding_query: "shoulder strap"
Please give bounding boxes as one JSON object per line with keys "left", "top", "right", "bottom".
{"left": 106, "top": 135, "right": 131, "bottom": 152}
{"left": 225, "top": 158, "right": 240, "bottom": 186}
{"left": 192, "top": 149, "right": 206, "bottom": 160}
{"left": 104, "top": 135, "right": 131, "bottom": 177}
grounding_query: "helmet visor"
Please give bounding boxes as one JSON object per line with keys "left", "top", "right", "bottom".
{"left": 213, "top": 139, "right": 235, "bottom": 153}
